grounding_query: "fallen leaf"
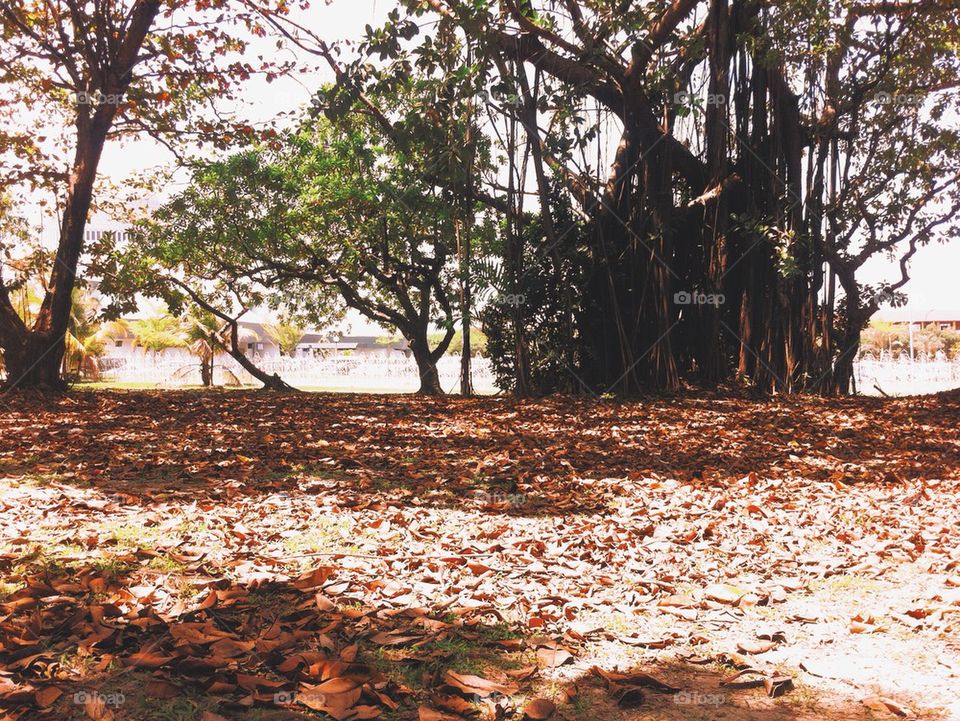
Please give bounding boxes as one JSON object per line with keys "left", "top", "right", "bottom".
{"left": 523, "top": 698, "right": 556, "bottom": 719}
{"left": 35, "top": 686, "right": 62, "bottom": 707}
{"left": 861, "top": 696, "right": 916, "bottom": 717}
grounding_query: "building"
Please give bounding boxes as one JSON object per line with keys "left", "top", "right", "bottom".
{"left": 873, "top": 309, "right": 960, "bottom": 332}
{"left": 295, "top": 334, "right": 409, "bottom": 359}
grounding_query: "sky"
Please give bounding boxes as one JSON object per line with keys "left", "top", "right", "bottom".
{"left": 88, "top": 0, "right": 958, "bottom": 317}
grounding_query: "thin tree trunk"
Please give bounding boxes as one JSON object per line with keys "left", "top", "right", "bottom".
{"left": 170, "top": 279, "right": 296, "bottom": 392}
{"left": 226, "top": 321, "right": 296, "bottom": 391}
{"left": 200, "top": 356, "right": 213, "bottom": 387}
{"left": 458, "top": 220, "right": 474, "bottom": 396}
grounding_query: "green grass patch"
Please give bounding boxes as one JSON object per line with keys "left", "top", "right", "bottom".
{"left": 282, "top": 516, "right": 370, "bottom": 556}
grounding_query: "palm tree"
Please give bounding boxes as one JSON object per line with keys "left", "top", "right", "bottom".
{"left": 130, "top": 316, "right": 185, "bottom": 358}
{"left": 264, "top": 322, "right": 304, "bottom": 357}
{"left": 183, "top": 309, "right": 226, "bottom": 386}
{"left": 63, "top": 290, "right": 104, "bottom": 380}
{"left": 63, "top": 289, "right": 136, "bottom": 381}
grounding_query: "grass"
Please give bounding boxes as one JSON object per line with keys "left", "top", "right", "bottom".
{"left": 0, "top": 580, "right": 22, "bottom": 600}
{"left": 474, "top": 623, "right": 523, "bottom": 644}
{"left": 77, "top": 382, "right": 216, "bottom": 391}
{"left": 131, "top": 693, "right": 208, "bottom": 721}
{"left": 93, "top": 516, "right": 209, "bottom": 552}
{"left": 810, "top": 572, "right": 885, "bottom": 597}
{"left": 145, "top": 555, "right": 187, "bottom": 573}
{"left": 281, "top": 516, "right": 370, "bottom": 556}
{"left": 101, "top": 522, "right": 164, "bottom": 550}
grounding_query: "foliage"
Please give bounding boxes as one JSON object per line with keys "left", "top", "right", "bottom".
{"left": 130, "top": 316, "right": 185, "bottom": 356}
{"left": 318, "top": 0, "right": 960, "bottom": 396}
{"left": 0, "top": 0, "right": 304, "bottom": 388}
{"left": 63, "top": 288, "right": 110, "bottom": 379}
{"left": 264, "top": 323, "right": 305, "bottom": 357}
{"left": 482, "top": 203, "right": 588, "bottom": 395}
{"left": 861, "top": 321, "right": 960, "bottom": 361}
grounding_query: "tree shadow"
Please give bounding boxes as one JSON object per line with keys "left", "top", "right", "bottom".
{"left": 0, "top": 391, "right": 955, "bottom": 519}
{"left": 0, "top": 554, "right": 949, "bottom": 721}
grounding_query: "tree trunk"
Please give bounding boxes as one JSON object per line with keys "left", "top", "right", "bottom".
{"left": 2, "top": 127, "right": 107, "bottom": 391}
{"left": 169, "top": 279, "right": 296, "bottom": 392}
{"left": 410, "top": 338, "right": 444, "bottom": 395}
{"left": 0, "top": 0, "right": 162, "bottom": 391}
{"left": 831, "top": 288, "right": 863, "bottom": 395}
{"left": 458, "top": 222, "right": 474, "bottom": 396}
{"left": 200, "top": 356, "right": 213, "bottom": 387}
{"left": 1, "top": 333, "right": 64, "bottom": 390}
{"left": 226, "top": 322, "right": 296, "bottom": 392}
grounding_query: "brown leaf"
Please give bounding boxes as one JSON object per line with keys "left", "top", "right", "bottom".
{"left": 125, "top": 651, "right": 175, "bottom": 669}
{"left": 431, "top": 692, "right": 478, "bottom": 716}
{"left": 764, "top": 676, "right": 794, "bottom": 698}
{"left": 536, "top": 645, "right": 573, "bottom": 668}
{"left": 442, "top": 670, "right": 518, "bottom": 698}
{"left": 200, "top": 713, "right": 230, "bottom": 721}
{"left": 591, "top": 667, "right": 678, "bottom": 694}
{"left": 736, "top": 640, "right": 777, "bottom": 654}
{"left": 504, "top": 665, "right": 538, "bottom": 681}
{"left": 315, "top": 592, "right": 337, "bottom": 611}
{"left": 523, "top": 698, "right": 556, "bottom": 719}
{"left": 84, "top": 696, "right": 115, "bottom": 721}
{"left": 35, "top": 686, "right": 62, "bottom": 707}
{"left": 615, "top": 686, "right": 645, "bottom": 708}
{"left": 145, "top": 680, "right": 180, "bottom": 699}
{"left": 861, "top": 696, "right": 916, "bottom": 717}
{"left": 418, "top": 705, "right": 462, "bottom": 721}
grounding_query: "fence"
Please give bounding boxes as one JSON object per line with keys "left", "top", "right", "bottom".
{"left": 100, "top": 353, "right": 498, "bottom": 394}
{"left": 90, "top": 353, "right": 960, "bottom": 397}
{"left": 854, "top": 356, "right": 960, "bottom": 396}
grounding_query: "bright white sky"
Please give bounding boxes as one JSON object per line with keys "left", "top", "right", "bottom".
{"left": 90, "top": 0, "right": 957, "bottom": 317}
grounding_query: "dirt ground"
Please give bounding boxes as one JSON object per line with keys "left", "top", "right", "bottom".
{"left": 0, "top": 389, "right": 958, "bottom": 721}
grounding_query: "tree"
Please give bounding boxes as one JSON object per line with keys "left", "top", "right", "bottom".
{"left": 481, "top": 204, "right": 587, "bottom": 395}
{"left": 183, "top": 310, "right": 227, "bottom": 387}
{"left": 100, "top": 109, "right": 465, "bottom": 395}
{"left": 95, "top": 150, "right": 320, "bottom": 392}
{"left": 285, "top": 116, "right": 462, "bottom": 395}
{"left": 130, "top": 315, "right": 185, "bottom": 357}
{"left": 0, "top": 0, "right": 302, "bottom": 390}
{"left": 63, "top": 288, "right": 110, "bottom": 380}
{"left": 327, "top": 0, "right": 960, "bottom": 395}
{"left": 265, "top": 323, "right": 304, "bottom": 357}
{"left": 806, "top": 3, "right": 960, "bottom": 391}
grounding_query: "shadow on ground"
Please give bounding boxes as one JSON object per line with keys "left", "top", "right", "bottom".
{"left": 0, "top": 390, "right": 956, "bottom": 518}
{"left": 0, "top": 554, "right": 945, "bottom": 721}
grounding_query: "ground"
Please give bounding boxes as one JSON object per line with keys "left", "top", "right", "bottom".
{"left": 0, "top": 390, "right": 958, "bottom": 721}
